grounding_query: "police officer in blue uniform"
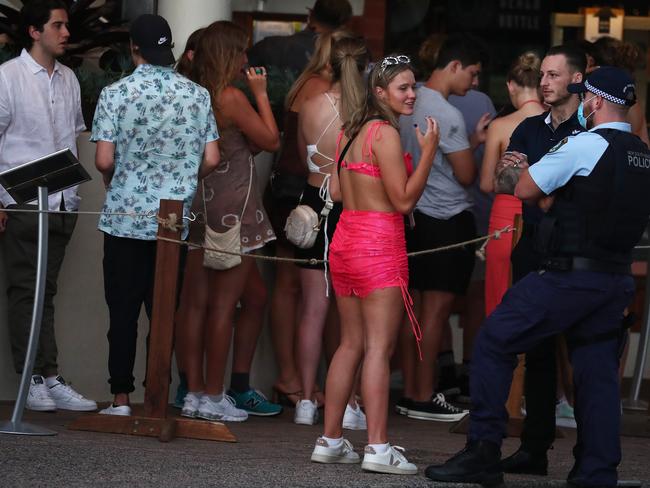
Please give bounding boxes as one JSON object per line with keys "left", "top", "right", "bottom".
{"left": 425, "top": 66, "right": 650, "bottom": 488}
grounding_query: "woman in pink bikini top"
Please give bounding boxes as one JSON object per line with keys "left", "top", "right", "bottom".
{"left": 337, "top": 120, "right": 414, "bottom": 177}
{"left": 314, "top": 55, "right": 440, "bottom": 474}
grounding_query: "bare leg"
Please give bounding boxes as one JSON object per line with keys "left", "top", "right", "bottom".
{"left": 399, "top": 290, "right": 420, "bottom": 399}
{"left": 269, "top": 242, "right": 302, "bottom": 399}
{"left": 323, "top": 295, "right": 365, "bottom": 439}
{"left": 414, "top": 290, "right": 455, "bottom": 401}
{"left": 177, "top": 249, "right": 210, "bottom": 393}
{"left": 361, "top": 287, "right": 406, "bottom": 444}
{"left": 232, "top": 263, "right": 267, "bottom": 374}
{"left": 296, "top": 267, "right": 330, "bottom": 401}
{"left": 204, "top": 257, "right": 254, "bottom": 395}
{"left": 323, "top": 297, "right": 341, "bottom": 365}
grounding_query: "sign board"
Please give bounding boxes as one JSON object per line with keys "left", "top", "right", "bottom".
{"left": 585, "top": 7, "right": 624, "bottom": 41}
{"left": 0, "top": 148, "right": 91, "bottom": 204}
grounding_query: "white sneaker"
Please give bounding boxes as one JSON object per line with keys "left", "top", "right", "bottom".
{"left": 26, "top": 375, "right": 56, "bottom": 412}
{"left": 99, "top": 404, "right": 132, "bottom": 416}
{"left": 294, "top": 399, "right": 318, "bottom": 425}
{"left": 311, "top": 437, "right": 360, "bottom": 464}
{"left": 46, "top": 376, "right": 97, "bottom": 411}
{"left": 197, "top": 394, "right": 248, "bottom": 422}
{"left": 361, "top": 444, "right": 418, "bottom": 475}
{"left": 556, "top": 399, "right": 576, "bottom": 429}
{"left": 342, "top": 403, "right": 367, "bottom": 430}
{"left": 181, "top": 392, "right": 202, "bottom": 418}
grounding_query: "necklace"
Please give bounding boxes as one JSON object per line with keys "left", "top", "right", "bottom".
{"left": 519, "top": 99, "right": 543, "bottom": 109}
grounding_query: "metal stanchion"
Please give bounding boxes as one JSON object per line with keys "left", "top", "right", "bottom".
{"left": 0, "top": 187, "right": 56, "bottom": 435}
{"left": 623, "top": 248, "right": 650, "bottom": 411}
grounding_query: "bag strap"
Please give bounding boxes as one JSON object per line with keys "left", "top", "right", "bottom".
{"left": 337, "top": 135, "right": 355, "bottom": 176}
{"left": 202, "top": 156, "right": 254, "bottom": 226}
{"left": 335, "top": 116, "right": 384, "bottom": 176}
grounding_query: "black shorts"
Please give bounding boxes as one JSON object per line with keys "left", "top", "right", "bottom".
{"left": 294, "top": 184, "right": 342, "bottom": 270}
{"left": 406, "top": 210, "right": 476, "bottom": 295}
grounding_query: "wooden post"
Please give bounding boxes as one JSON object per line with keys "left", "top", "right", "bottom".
{"left": 144, "top": 199, "right": 182, "bottom": 418}
{"left": 69, "top": 199, "right": 235, "bottom": 443}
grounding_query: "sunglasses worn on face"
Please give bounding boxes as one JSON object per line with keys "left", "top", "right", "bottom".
{"left": 380, "top": 55, "right": 410, "bottom": 74}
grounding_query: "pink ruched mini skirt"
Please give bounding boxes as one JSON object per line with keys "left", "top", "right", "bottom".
{"left": 329, "top": 209, "right": 408, "bottom": 297}
{"left": 329, "top": 209, "right": 422, "bottom": 357}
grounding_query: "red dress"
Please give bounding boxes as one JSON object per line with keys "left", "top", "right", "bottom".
{"left": 484, "top": 194, "right": 521, "bottom": 315}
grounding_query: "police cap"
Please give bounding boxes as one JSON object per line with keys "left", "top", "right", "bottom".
{"left": 568, "top": 66, "right": 636, "bottom": 107}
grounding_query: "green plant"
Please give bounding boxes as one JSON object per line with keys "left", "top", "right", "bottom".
{"left": 0, "top": 0, "right": 129, "bottom": 68}
{"left": 0, "top": 1, "right": 133, "bottom": 127}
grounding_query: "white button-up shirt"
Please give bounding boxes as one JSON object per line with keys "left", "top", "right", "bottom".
{"left": 0, "top": 49, "right": 86, "bottom": 210}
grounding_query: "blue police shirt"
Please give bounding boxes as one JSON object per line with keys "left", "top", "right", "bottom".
{"left": 91, "top": 64, "right": 219, "bottom": 240}
{"left": 529, "top": 121, "right": 632, "bottom": 195}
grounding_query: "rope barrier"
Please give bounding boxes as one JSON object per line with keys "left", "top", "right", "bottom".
{"left": 2, "top": 205, "right": 649, "bottom": 261}
{"left": 157, "top": 225, "right": 516, "bottom": 265}
{"left": 156, "top": 214, "right": 184, "bottom": 232}
{"left": 0, "top": 207, "right": 158, "bottom": 219}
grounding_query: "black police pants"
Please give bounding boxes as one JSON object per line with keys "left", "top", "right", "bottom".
{"left": 511, "top": 229, "right": 556, "bottom": 453}
{"left": 469, "top": 269, "right": 633, "bottom": 487}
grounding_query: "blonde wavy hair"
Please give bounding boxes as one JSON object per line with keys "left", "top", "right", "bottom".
{"left": 285, "top": 28, "right": 355, "bottom": 110}
{"left": 330, "top": 36, "right": 369, "bottom": 125}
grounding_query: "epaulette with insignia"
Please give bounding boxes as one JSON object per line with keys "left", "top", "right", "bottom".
{"left": 548, "top": 137, "right": 568, "bottom": 153}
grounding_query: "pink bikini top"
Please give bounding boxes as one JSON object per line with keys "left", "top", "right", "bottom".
{"left": 336, "top": 120, "right": 413, "bottom": 177}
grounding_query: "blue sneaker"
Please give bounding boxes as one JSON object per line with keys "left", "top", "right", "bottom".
{"left": 227, "top": 389, "right": 283, "bottom": 417}
{"left": 174, "top": 376, "right": 188, "bottom": 409}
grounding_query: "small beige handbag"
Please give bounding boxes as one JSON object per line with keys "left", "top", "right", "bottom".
{"left": 202, "top": 158, "right": 253, "bottom": 270}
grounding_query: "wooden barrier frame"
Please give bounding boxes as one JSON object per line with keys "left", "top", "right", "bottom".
{"left": 69, "top": 200, "right": 235, "bottom": 443}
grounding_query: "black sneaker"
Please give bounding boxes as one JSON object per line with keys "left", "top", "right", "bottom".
{"left": 395, "top": 397, "right": 413, "bottom": 415}
{"left": 407, "top": 393, "right": 468, "bottom": 422}
{"left": 456, "top": 374, "right": 471, "bottom": 404}
{"left": 437, "top": 369, "right": 461, "bottom": 399}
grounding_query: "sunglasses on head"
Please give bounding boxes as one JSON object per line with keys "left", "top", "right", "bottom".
{"left": 379, "top": 55, "right": 411, "bottom": 73}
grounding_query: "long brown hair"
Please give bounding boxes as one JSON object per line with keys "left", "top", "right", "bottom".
{"left": 190, "top": 21, "right": 248, "bottom": 123}
{"left": 285, "top": 29, "right": 355, "bottom": 110}
{"left": 330, "top": 36, "right": 369, "bottom": 125}
{"left": 345, "top": 55, "right": 413, "bottom": 138}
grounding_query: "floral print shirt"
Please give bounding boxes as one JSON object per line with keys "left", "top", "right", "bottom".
{"left": 91, "top": 64, "right": 218, "bottom": 240}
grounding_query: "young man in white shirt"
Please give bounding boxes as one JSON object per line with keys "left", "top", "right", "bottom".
{"left": 0, "top": 0, "right": 96, "bottom": 412}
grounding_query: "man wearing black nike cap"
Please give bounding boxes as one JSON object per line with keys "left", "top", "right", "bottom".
{"left": 129, "top": 13, "right": 176, "bottom": 66}
{"left": 90, "top": 14, "right": 219, "bottom": 414}
{"left": 425, "top": 65, "right": 650, "bottom": 488}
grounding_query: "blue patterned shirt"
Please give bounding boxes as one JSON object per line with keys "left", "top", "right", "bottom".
{"left": 91, "top": 64, "right": 219, "bottom": 240}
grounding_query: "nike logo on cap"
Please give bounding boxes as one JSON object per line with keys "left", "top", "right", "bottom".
{"left": 158, "top": 36, "right": 167, "bottom": 45}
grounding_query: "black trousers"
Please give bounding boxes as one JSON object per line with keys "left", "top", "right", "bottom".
{"left": 103, "top": 233, "right": 156, "bottom": 395}
{"left": 511, "top": 225, "right": 557, "bottom": 453}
